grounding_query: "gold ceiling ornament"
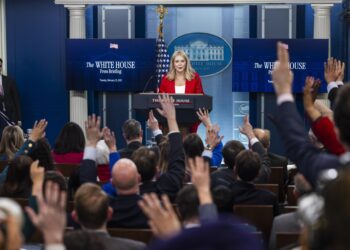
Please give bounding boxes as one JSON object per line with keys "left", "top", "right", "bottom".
{"left": 156, "top": 5, "right": 168, "bottom": 38}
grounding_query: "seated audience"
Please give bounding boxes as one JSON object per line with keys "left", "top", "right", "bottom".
{"left": 52, "top": 122, "right": 85, "bottom": 164}
{"left": 131, "top": 128, "right": 185, "bottom": 201}
{"left": 211, "top": 116, "right": 270, "bottom": 188}
{"left": 139, "top": 157, "right": 262, "bottom": 250}
{"left": 72, "top": 183, "right": 146, "bottom": 249}
{"left": 0, "top": 125, "right": 24, "bottom": 160}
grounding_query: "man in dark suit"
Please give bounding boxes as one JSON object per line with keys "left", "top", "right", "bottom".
{"left": 0, "top": 58, "right": 21, "bottom": 127}
{"left": 253, "top": 128, "right": 288, "bottom": 184}
{"left": 118, "top": 119, "right": 143, "bottom": 159}
{"left": 72, "top": 183, "right": 146, "bottom": 250}
{"left": 271, "top": 42, "right": 343, "bottom": 187}
{"left": 230, "top": 150, "right": 279, "bottom": 215}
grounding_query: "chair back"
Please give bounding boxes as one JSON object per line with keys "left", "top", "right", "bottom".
{"left": 233, "top": 204, "right": 274, "bottom": 241}
{"left": 108, "top": 228, "right": 154, "bottom": 244}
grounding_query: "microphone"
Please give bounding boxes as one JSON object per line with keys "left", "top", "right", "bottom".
{"left": 142, "top": 75, "right": 155, "bottom": 93}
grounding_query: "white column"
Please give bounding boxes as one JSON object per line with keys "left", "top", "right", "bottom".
{"left": 0, "top": 0, "right": 7, "bottom": 74}
{"left": 311, "top": 4, "right": 333, "bottom": 54}
{"left": 65, "top": 5, "right": 88, "bottom": 130}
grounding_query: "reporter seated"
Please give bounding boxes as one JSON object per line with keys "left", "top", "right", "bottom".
{"left": 72, "top": 183, "right": 146, "bottom": 249}
{"left": 230, "top": 150, "right": 279, "bottom": 215}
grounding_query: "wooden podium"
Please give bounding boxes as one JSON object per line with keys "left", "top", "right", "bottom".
{"left": 133, "top": 93, "right": 213, "bottom": 134}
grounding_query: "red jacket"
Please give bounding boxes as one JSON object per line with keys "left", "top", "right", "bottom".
{"left": 159, "top": 72, "right": 203, "bottom": 133}
{"left": 159, "top": 72, "right": 204, "bottom": 94}
{"left": 311, "top": 116, "right": 345, "bottom": 155}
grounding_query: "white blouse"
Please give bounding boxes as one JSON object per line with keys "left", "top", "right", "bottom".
{"left": 175, "top": 85, "right": 185, "bottom": 94}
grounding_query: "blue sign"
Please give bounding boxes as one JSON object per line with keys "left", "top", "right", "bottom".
{"left": 66, "top": 39, "right": 156, "bottom": 92}
{"left": 232, "top": 39, "right": 328, "bottom": 93}
{"left": 168, "top": 33, "right": 232, "bottom": 77}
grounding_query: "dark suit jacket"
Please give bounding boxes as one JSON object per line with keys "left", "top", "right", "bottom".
{"left": 268, "top": 152, "right": 288, "bottom": 184}
{"left": 211, "top": 168, "right": 235, "bottom": 189}
{"left": 231, "top": 180, "right": 279, "bottom": 215}
{"left": 0, "top": 75, "right": 21, "bottom": 123}
{"left": 210, "top": 141, "right": 271, "bottom": 190}
{"left": 328, "top": 87, "right": 338, "bottom": 111}
{"left": 118, "top": 141, "right": 143, "bottom": 159}
{"left": 140, "top": 132, "right": 185, "bottom": 202}
{"left": 108, "top": 194, "right": 148, "bottom": 229}
{"left": 252, "top": 141, "right": 271, "bottom": 184}
{"left": 92, "top": 231, "right": 146, "bottom": 250}
{"left": 274, "top": 101, "right": 340, "bottom": 186}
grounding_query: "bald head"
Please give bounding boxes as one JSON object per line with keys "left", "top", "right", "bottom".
{"left": 253, "top": 128, "right": 270, "bottom": 149}
{"left": 112, "top": 158, "right": 139, "bottom": 194}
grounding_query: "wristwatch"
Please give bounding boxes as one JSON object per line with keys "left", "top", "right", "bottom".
{"left": 205, "top": 144, "right": 212, "bottom": 150}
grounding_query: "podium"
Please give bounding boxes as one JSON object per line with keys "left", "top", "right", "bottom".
{"left": 132, "top": 93, "right": 212, "bottom": 132}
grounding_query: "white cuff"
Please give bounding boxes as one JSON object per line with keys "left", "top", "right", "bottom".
{"left": 250, "top": 137, "right": 259, "bottom": 146}
{"left": 336, "top": 81, "right": 344, "bottom": 86}
{"left": 45, "top": 244, "right": 66, "bottom": 250}
{"left": 327, "top": 82, "right": 338, "bottom": 93}
{"left": 202, "top": 150, "right": 213, "bottom": 159}
{"left": 168, "top": 131, "right": 180, "bottom": 135}
{"left": 276, "top": 93, "right": 294, "bottom": 105}
{"left": 83, "top": 147, "right": 97, "bottom": 161}
{"left": 152, "top": 129, "right": 163, "bottom": 137}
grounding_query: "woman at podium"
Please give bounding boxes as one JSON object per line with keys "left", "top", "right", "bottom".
{"left": 159, "top": 50, "right": 204, "bottom": 94}
{"left": 159, "top": 50, "right": 204, "bottom": 133}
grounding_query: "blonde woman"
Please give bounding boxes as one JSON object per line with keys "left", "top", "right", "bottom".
{"left": 159, "top": 50, "right": 204, "bottom": 94}
{"left": 159, "top": 50, "right": 204, "bottom": 133}
{"left": 0, "top": 125, "right": 24, "bottom": 160}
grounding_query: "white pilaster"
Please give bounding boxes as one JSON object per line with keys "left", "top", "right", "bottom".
{"left": 65, "top": 5, "right": 88, "bottom": 130}
{"left": 311, "top": 4, "right": 333, "bottom": 54}
{"left": 0, "top": 0, "right": 7, "bottom": 74}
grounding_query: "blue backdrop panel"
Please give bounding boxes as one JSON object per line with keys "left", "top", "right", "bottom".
{"left": 232, "top": 39, "right": 328, "bottom": 93}
{"left": 66, "top": 39, "right": 156, "bottom": 92}
{"left": 6, "top": 0, "right": 68, "bottom": 144}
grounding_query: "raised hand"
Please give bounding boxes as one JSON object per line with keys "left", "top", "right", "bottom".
{"left": 303, "top": 76, "right": 321, "bottom": 122}
{"left": 156, "top": 94, "right": 179, "bottom": 132}
{"left": 271, "top": 42, "right": 293, "bottom": 96}
{"left": 156, "top": 94, "right": 176, "bottom": 120}
{"left": 29, "top": 119, "right": 48, "bottom": 142}
{"left": 138, "top": 193, "right": 181, "bottom": 238}
{"left": 189, "top": 156, "right": 212, "bottom": 204}
{"left": 196, "top": 108, "right": 212, "bottom": 128}
{"left": 239, "top": 115, "right": 255, "bottom": 140}
{"left": 30, "top": 160, "right": 45, "bottom": 196}
{"left": 147, "top": 110, "right": 159, "bottom": 131}
{"left": 205, "top": 124, "right": 223, "bottom": 150}
{"left": 26, "top": 181, "right": 67, "bottom": 245}
{"left": 84, "top": 114, "right": 102, "bottom": 147}
{"left": 324, "top": 58, "right": 341, "bottom": 84}
{"left": 102, "top": 127, "right": 117, "bottom": 152}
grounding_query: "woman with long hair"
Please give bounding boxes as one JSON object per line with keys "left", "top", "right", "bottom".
{"left": 159, "top": 50, "right": 204, "bottom": 133}
{"left": 52, "top": 122, "right": 85, "bottom": 164}
{"left": 159, "top": 50, "right": 204, "bottom": 94}
{"left": 0, "top": 125, "right": 24, "bottom": 160}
